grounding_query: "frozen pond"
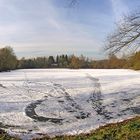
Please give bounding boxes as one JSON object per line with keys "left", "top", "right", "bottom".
{"left": 0, "top": 69, "right": 140, "bottom": 139}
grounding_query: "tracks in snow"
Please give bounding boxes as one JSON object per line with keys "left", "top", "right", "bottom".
{"left": 86, "top": 74, "right": 112, "bottom": 120}
{"left": 25, "top": 73, "right": 113, "bottom": 124}
{"left": 25, "top": 81, "right": 90, "bottom": 124}
{"left": 1, "top": 73, "right": 140, "bottom": 126}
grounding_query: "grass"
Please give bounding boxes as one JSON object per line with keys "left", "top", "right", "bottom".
{"left": 0, "top": 116, "right": 140, "bottom": 140}
{"left": 35, "top": 116, "right": 140, "bottom": 140}
{"left": 0, "top": 129, "right": 19, "bottom": 140}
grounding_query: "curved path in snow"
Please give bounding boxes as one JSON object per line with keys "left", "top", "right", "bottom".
{"left": 25, "top": 82, "right": 90, "bottom": 124}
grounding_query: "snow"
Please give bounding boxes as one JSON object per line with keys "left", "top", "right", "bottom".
{"left": 0, "top": 69, "right": 140, "bottom": 139}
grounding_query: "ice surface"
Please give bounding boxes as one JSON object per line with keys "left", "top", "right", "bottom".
{"left": 0, "top": 69, "right": 140, "bottom": 139}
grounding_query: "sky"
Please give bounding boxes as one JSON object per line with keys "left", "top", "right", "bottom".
{"left": 0, "top": 0, "right": 139, "bottom": 59}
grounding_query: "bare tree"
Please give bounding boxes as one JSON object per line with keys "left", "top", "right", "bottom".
{"left": 68, "top": 0, "right": 78, "bottom": 7}
{"left": 106, "top": 12, "right": 140, "bottom": 54}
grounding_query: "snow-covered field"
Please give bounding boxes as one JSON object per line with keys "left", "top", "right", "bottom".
{"left": 0, "top": 69, "right": 140, "bottom": 139}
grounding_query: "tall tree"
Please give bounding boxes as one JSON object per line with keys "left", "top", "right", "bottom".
{"left": 48, "top": 56, "right": 55, "bottom": 67}
{"left": 69, "top": 55, "right": 81, "bottom": 69}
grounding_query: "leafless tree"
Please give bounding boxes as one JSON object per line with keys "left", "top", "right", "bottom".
{"left": 106, "top": 12, "right": 140, "bottom": 54}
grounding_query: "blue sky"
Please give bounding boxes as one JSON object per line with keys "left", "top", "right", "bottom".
{"left": 0, "top": 0, "right": 139, "bottom": 59}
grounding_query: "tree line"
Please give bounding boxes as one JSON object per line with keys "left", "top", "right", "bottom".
{"left": 0, "top": 46, "right": 140, "bottom": 72}
{"left": 18, "top": 54, "right": 90, "bottom": 69}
